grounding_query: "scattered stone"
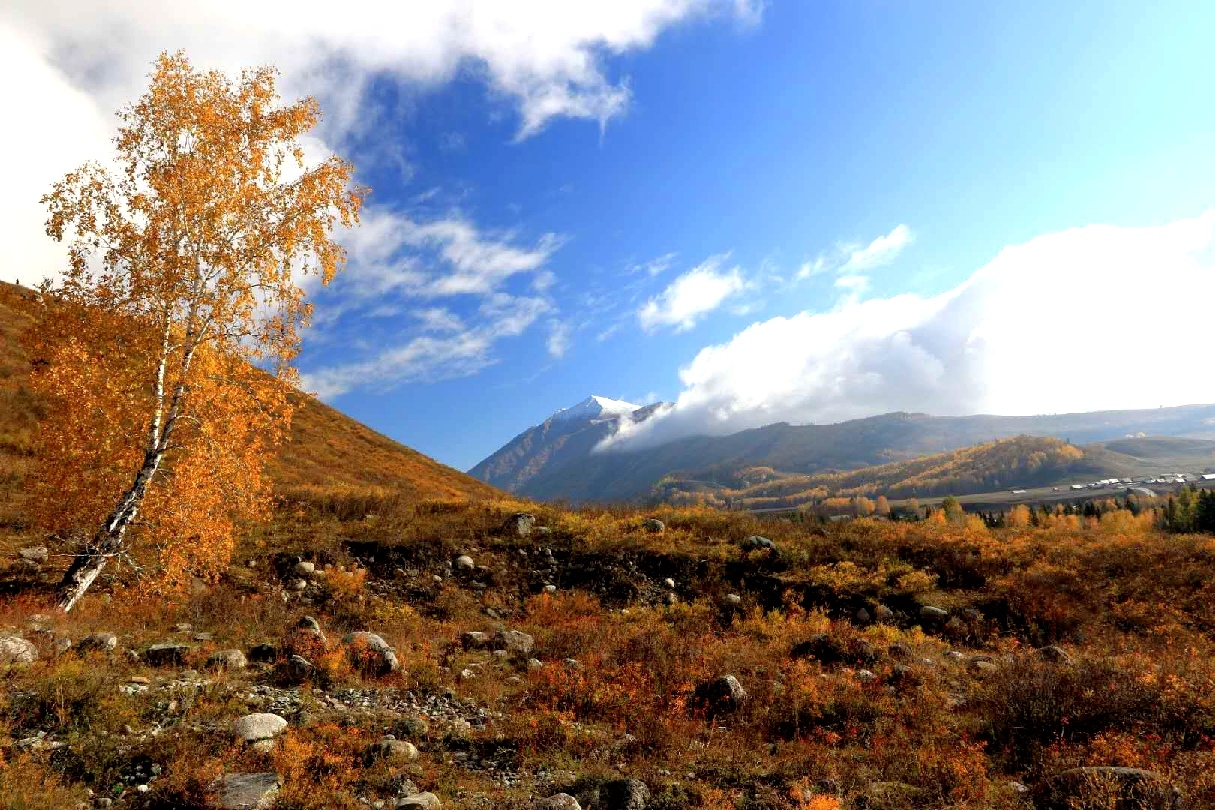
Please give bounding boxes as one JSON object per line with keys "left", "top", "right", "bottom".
{"left": 296, "top": 616, "right": 325, "bottom": 637}
{"left": 535, "top": 794, "right": 581, "bottom": 810}
{"left": 919, "top": 605, "right": 949, "bottom": 622}
{"left": 855, "top": 608, "right": 872, "bottom": 624}
{"left": 233, "top": 713, "right": 288, "bottom": 743}
{"left": 598, "top": 778, "right": 650, "bottom": 810}
{"left": 247, "top": 643, "right": 278, "bottom": 664}
{"left": 127, "top": 676, "right": 151, "bottom": 685}
{"left": 454, "top": 555, "right": 475, "bottom": 572}
{"left": 691, "top": 674, "right": 747, "bottom": 717}
{"left": 208, "top": 649, "right": 248, "bottom": 670}
{"left": 1008, "top": 781, "right": 1030, "bottom": 796}
{"left": 502, "top": 512, "right": 536, "bottom": 538}
{"left": 874, "top": 605, "right": 895, "bottom": 623}
{"left": 662, "top": 577, "right": 676, "bottom": 589}
{"left": 343, "top": 632, "right": 400, "bottom": 676}
{"left": 945, "top": 616, "right": 966, "bottom": 636}
{"left": 960, "top": 607, "right": 983, "bottom": 621}
{"left": 287, "top": 655, "right": 314, "bottom": 679}
{"left": 642, "top": 518, "right": 665, "bottom": 534}
{"left": 944, "top": 651, "right": 966, "bottom": 662}
{"left": 543, "top": 584, "right": 558, "bottom": 594}
{"left": 289, "top": 578, "right": 308, "bottom": 591}
{"left": 725, "top": 593, "right": 742, "bottom": 606}
{"left": 460, "top": 668, "right": 476, "bottom": 680}
{"left": 527, "top": 658, "right": 544, "bottom": 670}
{"left": 144, "top": 643, "right": 191, "bottom": 667}
{"left": 368, "top": 736, "right": 419, "bottom": 763}
{"left": 968, "top": 658, "right": 999, "bottom": 676}
{"left": 492, "top": 649, "right": 509, "bottom": 659}
{"left": 1040, "top": 767, "right": 1181, "bottom": 810}
{"left": 494, "top": 629, "right": 535, "bottom": 657}
{"left": 741, "top": 535, "right": 774, "bottom": 552}
{"left": 887, "top": 642, "right": 912, "bottom": 660}
{"left": 397, "top": 793, "right": 442, "bottom": 809}
{"left": 461, "top": 631, "right": 490, "bottom": 649}
{"left": 173, "top": 623, "right": 193, "bottom": 633}
{"left": 53, "top": 636, "right": 72, "bottom": 655}
{"left": 1037, "top": 645, "right": 1074, "bottom": 664}
{"left": 213, "top": 773, "right": 281, "bottom": 810}
{"left": 856, "top": 669, "right": 876, "bottom": 683}
{"left": 192, "top": 632, "right": 214, "bottom": 642}
{"left": 0, "top": 635, "right": 38, "bottom": 665}
{"left": 18, "top": 546, "right": 48, "bottom": 564}
{"left": 294, "top": 561, "right": 315, "bottom": 575}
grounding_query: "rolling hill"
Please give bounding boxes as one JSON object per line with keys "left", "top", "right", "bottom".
{"left": 473, "top": 395, "right": 1215, "bottom": 504}
{"left": 0, "top": 282, "right": 498, "bottom": 518}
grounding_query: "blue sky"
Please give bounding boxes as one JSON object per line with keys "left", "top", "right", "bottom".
{"left": 7, "top": 1, "right": 1215, "bottom": 470}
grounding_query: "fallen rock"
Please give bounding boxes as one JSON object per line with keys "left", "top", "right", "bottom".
{"left": 502, "top": 512, "right": 536, "bottom": 538}
{"left": 494, "top": 629, "right": 535, "bottom": 658}
{"left": 367, "top": 735, "right": 419, "bottom": 763}
{"left": 18, "top": 546, "right": 48, "bottom": 564}
{"left": 397, "top": 793, "right": 442, "bottom": 809}
{"left": 874, "top": 605, "right": 895, "bottom": 623}
{"left": 343, "top": 631, "right": 400, "bottom": 676}
{"left": 741, "top": 535, "right": 774, "bottom": 552}
{"left": 919, "top": 605, "right": 949, "bottom": 622}
{"left": 454, "top": 555, "right": 475, "bottom": 571}
{"left": 233, "top": 713, "right": 288, "bottom": 743}
{"left": 144, "top": 643, "right": 191, "bottom": 667}
{"left": 294, "top": 561, "right": 315, "bottom": 575}
{"left": 535, "top": 794, "right": 581, "bottom": 810}
{"left": 855, "top": 608, "right": 872, "bottom": 624}
{"left": 462, "top": 631, "right": 490, "bottom": 649}
{"left": 1039, "top": 767, "right": 1182, "bottom": 810}
{"left": 0, "top": 635, "right": 39, "bottom": 665}
{"left": 1037, "top": 645, "right": 1074, "bottom": 664}
{"left": 642, "top": 518, "right": 665, "bottom": 534}
{"left": 597, "top": 778, "right": 649, "bottom": 810}
{"left": 690, "top": 674, "right": 747, "bottom": 717}
{"left": 208, "top": 649, "right": 248, "bottom": 670}
{"left": 724, "top": 593, "right": 742, "bottom": 606}
{"left": 662, "top": 577, "right": 676, "bottom": 589}
{"left": 288, "top": 578, "right": 308, "bottom": 591}
{"left": 212, "top": 773, "right": 281, "bottom": 810}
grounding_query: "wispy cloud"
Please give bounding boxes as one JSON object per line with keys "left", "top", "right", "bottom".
{"left": 796, "top": 224, "right": 915, "bottom": 289}
{"left": 546, "top": 320, "right": 573, "bottom": 358}
{"left": 637, "top": 255, "right": 746, "bottom": 332}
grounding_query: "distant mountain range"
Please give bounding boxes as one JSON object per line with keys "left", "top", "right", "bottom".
{"left": 469, "top": 395, "right": 1215, "bottom": 503}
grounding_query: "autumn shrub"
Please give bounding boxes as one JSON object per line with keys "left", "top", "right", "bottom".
{"left": 0, "top": 753, "right": 88, "bottom": 809}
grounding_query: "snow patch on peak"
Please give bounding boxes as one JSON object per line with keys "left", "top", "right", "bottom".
{"left": 550, "top": 395, "right": 641, "bottom": 423}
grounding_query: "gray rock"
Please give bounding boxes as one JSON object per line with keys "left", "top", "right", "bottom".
{"left": 461, "top": 631, "right": 490, "bottom": 649}
{"left": 144, "top": 643, "right": 191, "bottom": 667}
{"left": 1041, "top": 767, "right": 1181, "bottom": 810}
{"left": 741, "top": 535, "right": 774, "bottom": 551}
{"left": 233, "top": 713, "right": 288, "bottom": 742}
{"left": 874, "top": 605, "right": 895, "bottom": 622}
{"left": 725, "top": 593, "right": 742, "bottom": 606}
{"left": 53, "top": 636, "right": 72, "bottom": 655}
{"left": 527, "top": 658, "right": 544, "bottom": 670}
{"left": 0, "top": 635, "right": 38, "bottom": 665}
{"left": 502, "top": 512, "right": 536, "bottom": 538}
{"left": 495, "top": 629, "right": 535, "bottom": 657}
{"left": 368, "top": 736, "right": 419, "bottom": 763}
{"left": 295, "top": 616, "right": 325, "bottom": 638}
{"left": 855, "top": 608, "right": 872, "bottom": 624}
{"left": 208, "top": 649, "right": 248, "bottom": 670}
{"left": 18, "top": 546, "right": 48, "bottom": 564}
{"left": 536, "top": 794, "right": 581, "bottom": 810}
{"left": 213, "top": 773, "right": 281, "bottom": 810}
{"left": 1037, "top": 645, "right": 1073, "bottom": 664}
{"left": 294, "top": 561, "right": 315, "bottom": 575}
{"left": 919, "top": 605, "right": 949, "bottom": 621}
{"left": 662, "top": 577, "right": 676, "bottom": 589}
{"left": 598, "top": 778, "right": 649, "bottom": 810}
{"left": 642, "top": 518, "right": 665, "bottom": 534}
{"left": 289, "top": 578, "right": 308, "bottom": 591}
{"left": 691, "top": 674, "right": 746, "bottom": 717}
{"left": 343, "top": 631, "right": 400, "bottom": 675}
{"left": 397, "top": 792, "right": 441, "bottom": 809}
{"left": 454, "top": 555, "right": 475, "bottom": 571}
{"left": 543, "top": 584, "right": 558, "bottom": 594}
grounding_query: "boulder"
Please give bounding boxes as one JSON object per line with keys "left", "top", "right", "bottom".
{"left": 536, "top": 794, "right": 581, "bottom": 810}
{"left": 0, "top": 631, "right": 37, "bottom": 665}
{"left": 690, "top": 674, "right": 747, "bottom": 717}
{"left": 233, "top": 713, "right": 288, "bottom": 743}
{"left": 77, "top": 632, "right": 118, "bottom": 654}
{"left": 741, "top": 535, "right": 774, "bottom": 552}
{"left": 144, "top": 642, "right": 191, "bottom": 667}
{"left": 343, "top": 631, "right": 400, "bottom": 676}
{"left": 855, "top": 608, "right": 872, "bottom": 624}
{"left": 18, "top": 546, "right": 48, "bottom": 564}
{"left": 397, "top": 793, "right": 442, "bottom": 809}
{"left": 502, "top": 512, "right": 536, "bottom": 538}
{"left": 212, "top": 773, "right": 281, "bottom": 810}
{"left": 208, "top": 649, "right": 248, "bottom": 670}
{"left": 1037, "top": 645, "right": 1074, "bottom": 664}
{"left": 367, "top": 735, "right": 419, "bottom": 763}
{"left": 598, "top": 778, "right": 649, "bottom": 810}
{"left": 494, "top": 629, "right": 535, "bottom": 657}
{"left": 454, "top": 555, "right": 475, "bottom": 571}
{"left": 1039, "top": 767, "right": 1182, "bottom": 810}
{"left": 919, "top": 605, "right": 949, "bottom": 622}
{"left": 642, "top": 518, "right": 665, "bottom": 534}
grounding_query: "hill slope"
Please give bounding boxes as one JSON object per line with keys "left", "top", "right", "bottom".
{"left": 475, "top": 400, "right": 1215, "bottom": 504}
{"left": 0, "top": 282, "right": 497, "bottom": 513}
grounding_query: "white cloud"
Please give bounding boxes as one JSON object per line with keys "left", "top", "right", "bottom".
{"left": 607, "top": 211, "right": 1215, "bottom": 450}
{"left": 839, "top": 223, "right": 914, "bottom": 274}
{"left": 637, "top": 255, "right": 746, "bottom": 332}
{"left": 0, "top": 0, "right": 760, "bottom": 287}
{"left": 546, "top": 320, "right": 572, "bottom": 358}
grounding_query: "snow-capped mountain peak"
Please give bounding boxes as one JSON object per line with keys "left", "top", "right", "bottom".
{"left": 550, "top": 395, "right": 641, "bottom": 423}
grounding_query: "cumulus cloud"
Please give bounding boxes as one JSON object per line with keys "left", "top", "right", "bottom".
{"left": 638, "top": 255, "right": 746, "bottom": 332}
{"left": 607, "top": 212, "right": 1215, "bottom": 450}
{"left": 0, "top": 0, "right": 760, "bottom": 287}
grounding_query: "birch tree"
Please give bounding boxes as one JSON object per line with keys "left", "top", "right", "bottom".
{"left": 28, "top": 52, "right": 363, "bottom": 611}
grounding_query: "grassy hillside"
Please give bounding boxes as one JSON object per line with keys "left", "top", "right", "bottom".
{"left": 0, "top": 282, "right": 497, "bottom": 513}
{"left": 658, "top": 435, "right": 1215, "bottom": 510}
